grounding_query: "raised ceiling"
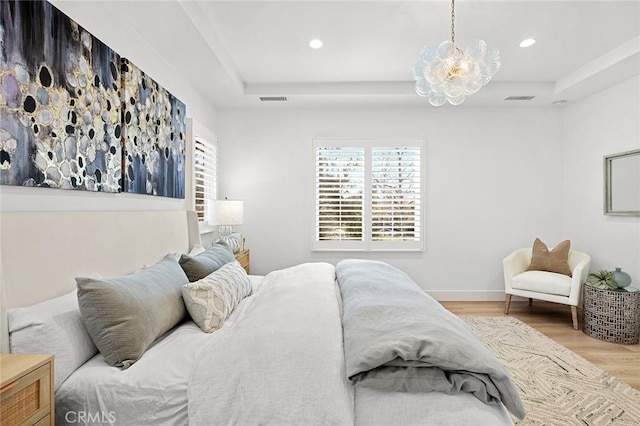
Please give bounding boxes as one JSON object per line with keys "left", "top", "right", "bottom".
{"left": 53, "top": 0, "right": 640, "bottom": 108}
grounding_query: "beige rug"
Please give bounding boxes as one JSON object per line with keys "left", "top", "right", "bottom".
{"left": 463, "top": 316, "right": 640, "bottom": 426}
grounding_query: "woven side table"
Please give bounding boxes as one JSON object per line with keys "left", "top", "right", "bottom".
{"left": 583, "top": 284, "right": 639, "bottom": 344}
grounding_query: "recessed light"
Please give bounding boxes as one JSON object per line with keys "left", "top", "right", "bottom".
{"left": 309, "top": 39, "right": 323, "bottom": 49}
{"left": 519, "top": 38, "right": 536, "bottom": 48}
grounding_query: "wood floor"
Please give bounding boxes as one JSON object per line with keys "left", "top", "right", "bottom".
{"left": 441, "top": 300, "right": 640, "bottom": 389}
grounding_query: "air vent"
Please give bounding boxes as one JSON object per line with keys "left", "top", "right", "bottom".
{"left": 504, "top": 96, "right": 535, "bottom": 101}
{"left": 259, "top": 96, "right": 288, "bottom": 102}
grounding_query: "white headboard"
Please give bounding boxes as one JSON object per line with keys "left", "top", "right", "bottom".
{"left": 0, "top": 210, "right": 201, "bottom": 352}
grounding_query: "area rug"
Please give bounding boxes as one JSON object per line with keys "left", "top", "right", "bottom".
{"left": 463, "top": 316, "right": 640, "bottom": 426}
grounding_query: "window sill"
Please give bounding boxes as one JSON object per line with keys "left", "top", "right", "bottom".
{"left": 198, "top": 222, "right": 216, "bottom": 235}
{"left": 312, "top": 249, "right": 424, "bottom": 252}
{"left": 312, "top": 244, "right": 424, "bottom": 252}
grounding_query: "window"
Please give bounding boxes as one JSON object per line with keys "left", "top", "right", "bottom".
{"left": 193, "top": 135, "right": 217, "bottom": 223}
{"left": 313, "top": 138, "right": 424, "bottom": 251}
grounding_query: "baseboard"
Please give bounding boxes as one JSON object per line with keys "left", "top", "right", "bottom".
{"left": 427, "top": 290, "right": 506, "bottom": 302}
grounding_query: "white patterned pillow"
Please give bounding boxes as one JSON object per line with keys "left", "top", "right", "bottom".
{"left": 182, "top": 261, "right": 252, "bottom": 333}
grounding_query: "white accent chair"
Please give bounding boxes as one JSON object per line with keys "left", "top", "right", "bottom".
{"left": 503, "top": 248, "right": 591, "bottom": 329}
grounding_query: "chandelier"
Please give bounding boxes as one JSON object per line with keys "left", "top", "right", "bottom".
{"left": 413, "top": 0, "right": 500, "bottom": 106}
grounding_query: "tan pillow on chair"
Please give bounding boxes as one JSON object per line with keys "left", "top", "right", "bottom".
{"left": 527, "top": 238, "right": 572, "bottom": 276}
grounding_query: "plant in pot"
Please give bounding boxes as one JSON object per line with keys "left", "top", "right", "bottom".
{"left": 587, "top": 270, "right": 618, "bottom": 290}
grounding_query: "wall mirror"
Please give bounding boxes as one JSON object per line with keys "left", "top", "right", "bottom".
{"left": 604, "top": 149, "right": 640, "bottom": 216}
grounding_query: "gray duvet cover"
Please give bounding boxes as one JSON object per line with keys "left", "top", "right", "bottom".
{"left": 336, "top": 259, "right": 526, "bottom": 420}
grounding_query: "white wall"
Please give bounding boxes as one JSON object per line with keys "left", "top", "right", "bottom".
{"left": 562, "top": 76, "right": 640, "bottom": 284}
{"left": 1, "top": 3, "right": 635, "bottom": 299}
{"left": 216, "top": 106, "right": 564, "bottom": 299}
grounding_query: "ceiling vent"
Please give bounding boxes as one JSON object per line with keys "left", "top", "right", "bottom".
{"left": 504, "top": 96, "right": 535, "bottom": 101}
{"left": 259, "top": 96, "right": 288, "bottom": 102}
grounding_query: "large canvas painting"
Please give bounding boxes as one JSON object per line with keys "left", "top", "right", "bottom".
{"left": 0, "top": 0, "right": 122, "bottom": 192}
{"left": 121, "top": 58, "right": 185, "bottom": 198}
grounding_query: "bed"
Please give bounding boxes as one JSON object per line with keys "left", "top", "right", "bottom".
{"left": 1, "top": 210, "right": 523, "bottom": 425}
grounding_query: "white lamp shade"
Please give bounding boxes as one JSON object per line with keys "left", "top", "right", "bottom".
{"left": 210, "top": 200, "right": 244, "bottom": 226}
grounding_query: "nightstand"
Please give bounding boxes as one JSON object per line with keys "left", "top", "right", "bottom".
{"left": 0, "top": 354, "right": 54, "bottom": 426}
{"left": 235, "top": 249, "right": 250, "bottom": 274}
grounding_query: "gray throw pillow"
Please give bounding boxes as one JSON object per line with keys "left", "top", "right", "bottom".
{"left": 179, "top": 244, "right": 235, "bottom": 282}
{"left": 76, "top": 256, "right": 189, "bottom": 368}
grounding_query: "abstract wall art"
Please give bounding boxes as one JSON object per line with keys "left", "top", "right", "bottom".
{"left": 121, "top": 58, "right": 186, "bottom": 199}
{"left": 0, "top": 0, "right": 122, "bottom": 192}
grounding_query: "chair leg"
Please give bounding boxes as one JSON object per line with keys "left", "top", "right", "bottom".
{"left": 571, "top": 306, "right": 579, "bottom": 330}
{"left": 528, "top": 298, "right": 533, "bottom": 307}
{"left": 504, "top": 295, "right": 512, "bottom": 314}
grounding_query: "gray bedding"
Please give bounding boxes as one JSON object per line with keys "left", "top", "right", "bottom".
{"left": 336, "top": 259, "right": 526, "bottom": 420}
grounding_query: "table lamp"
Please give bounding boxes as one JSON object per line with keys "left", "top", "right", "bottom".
{"left": 209, "top": 199, "right": 243, "bottom": 252}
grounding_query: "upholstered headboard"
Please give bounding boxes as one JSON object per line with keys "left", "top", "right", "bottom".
{"left": 0, "top": 210, "right": 201, "bottom": 352}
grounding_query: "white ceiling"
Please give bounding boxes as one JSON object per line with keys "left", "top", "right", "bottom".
{"left": 53, "top": 0, "right": 640, "bottom": 108}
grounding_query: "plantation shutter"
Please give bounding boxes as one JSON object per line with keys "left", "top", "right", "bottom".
{"left": 194, "top": 136, "right": 217, "bottom": 222}
{"left": 371, "top": 147, "right": 421, "bottom": 241}
{"left": 313, "top": 138, "right": 424, "bottom": 251}
{"left": 315, "top": 146, "right": 365, "bottom": 241}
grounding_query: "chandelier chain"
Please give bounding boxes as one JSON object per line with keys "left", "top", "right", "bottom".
{"left": 450, "top": 0, "right": 455, "bottom": 44}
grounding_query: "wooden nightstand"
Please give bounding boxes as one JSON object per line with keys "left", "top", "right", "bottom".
{"left": 1, "top": 354, "right": 54, "bottom": 426}
{"left": 235, "top": 249, "right": 250, "bottom": 274}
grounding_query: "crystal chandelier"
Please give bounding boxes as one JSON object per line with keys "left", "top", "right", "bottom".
{"left": 413, "top": 0, "right": 500, "bottom": 106}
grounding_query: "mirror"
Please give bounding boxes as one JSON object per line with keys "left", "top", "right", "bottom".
{"left": 604, "top": 149, "right": 640, "bottom": 215}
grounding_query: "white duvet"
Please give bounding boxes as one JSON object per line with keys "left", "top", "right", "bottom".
{"left": 187, "top": 262, "right": 355, "bottom": 425}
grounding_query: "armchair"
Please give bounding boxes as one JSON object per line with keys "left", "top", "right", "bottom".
{"left": 503, "top": 248, "right": 591, "bottom": 329}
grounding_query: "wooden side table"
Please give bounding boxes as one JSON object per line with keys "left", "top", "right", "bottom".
{"left": 235, "top": 249, "right": 250, "bottom": 274}
{"left": 583, "top": 284, "right": 639, "bottom": 344}
{"left": 0, "top": 354, "right": 54, "bottom": 425}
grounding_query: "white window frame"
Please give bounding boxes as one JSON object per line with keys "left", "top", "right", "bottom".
{"left": 187, "top": 119, "right": 217, "bottom": 233}
{"left": 312, "top": 137, "right": 425, "bottom": 251}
